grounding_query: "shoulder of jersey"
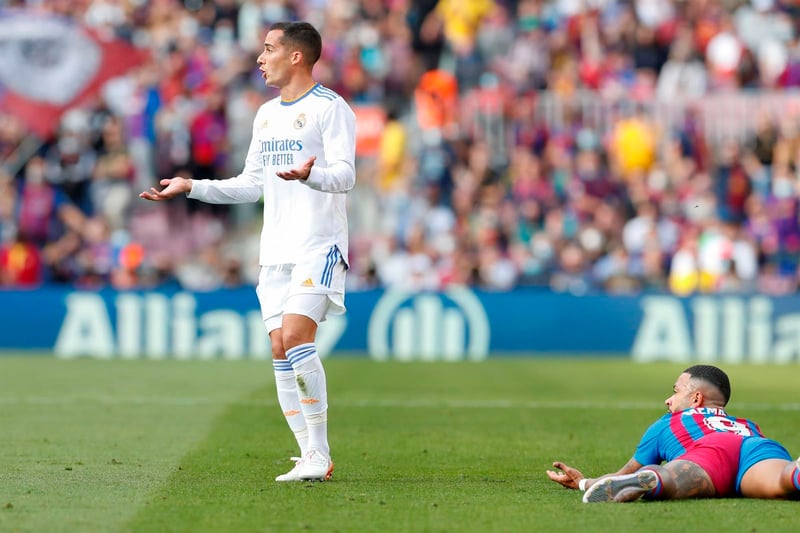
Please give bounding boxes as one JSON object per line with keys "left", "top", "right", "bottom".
{"left": 309, "top": 84, "right": 342, "bottom": 102}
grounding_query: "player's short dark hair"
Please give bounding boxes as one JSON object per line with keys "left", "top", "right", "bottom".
{"left": 269, "top": 21, "right": 322, "bottom": 65}
{"left": 684, "top": 365, "right": 731, "bottom": 405}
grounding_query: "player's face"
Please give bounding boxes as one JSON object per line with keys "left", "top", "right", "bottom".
{"left": 257, "top": 30, "right": 294, "bottom": 88}
{"left": 664, "top": 372, "right": 699, "bottom": 413}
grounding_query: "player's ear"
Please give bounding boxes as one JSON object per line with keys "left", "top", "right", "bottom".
{"left": 292, "top": 50, "right": 303, "bottom": 65}
{"left": 692, "top": 391, "right": 703, "bottom": 406}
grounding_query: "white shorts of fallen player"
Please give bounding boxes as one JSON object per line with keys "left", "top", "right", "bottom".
{"left": 256, "top": 246, "right": 347, "bottom": 334}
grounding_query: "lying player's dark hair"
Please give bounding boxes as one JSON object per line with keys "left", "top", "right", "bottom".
{"left": 269, "top": 21, "right": 322, "bottom": 65}
{"left": 684, "top": 365, "right": 731, "bottom": 405}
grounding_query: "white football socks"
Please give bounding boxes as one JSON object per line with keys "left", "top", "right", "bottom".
{"left": 286, "top": 343, "right": 329, "bottom": 457}
{"left": 272, "top": 358, "right": 308, "bottom": 456}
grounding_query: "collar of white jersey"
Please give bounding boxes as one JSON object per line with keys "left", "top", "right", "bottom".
{"left": 280, "top": 83, "right": 321, "bottom": 106}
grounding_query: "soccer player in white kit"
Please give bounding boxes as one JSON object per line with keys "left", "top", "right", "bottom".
{"left": 140, "top": 21, "right": 356, "bottom": 482}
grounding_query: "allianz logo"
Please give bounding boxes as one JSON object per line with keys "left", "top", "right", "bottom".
{"left": 55, "top": 293, "right": 272, "bottom": 360}
{"left": 367, "top": 288, "right": 491, "bottom": 362}
{"left": 633, "top": 295, "right": 800, "bottom": 364}
{"left": 53, "top": 289, "right": 491, "bottom": 361}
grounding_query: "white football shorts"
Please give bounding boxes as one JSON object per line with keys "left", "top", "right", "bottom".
{"left": 256, "top": 246, "right": 347, "bottom": 333}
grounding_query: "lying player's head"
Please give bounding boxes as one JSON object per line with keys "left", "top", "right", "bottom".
{"left": 684, "top": 365, "right": 731, "bottom": 405}
{"left": 269, "top": 21, "right": 322, "bottom": 67}
{"left": 666, "top": 364, "right": 731, "bottom": 412}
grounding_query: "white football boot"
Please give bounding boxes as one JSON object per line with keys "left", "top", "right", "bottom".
{"left": 275, "top": 457, "right": 304, "bottom": 482}
{"left": 583, "top": 470, "right": 658, "bottom": 503}
{"left": 296, "top": 449, "right": 334, "bottom": 481}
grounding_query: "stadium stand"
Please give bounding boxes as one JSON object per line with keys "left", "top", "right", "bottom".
{"left": 1, "top": 0, "right": 800, "bottom": 295}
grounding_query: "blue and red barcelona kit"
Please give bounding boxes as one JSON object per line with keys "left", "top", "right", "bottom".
{"left": 736, "top": 436, "right": 792, "bottom": 492}
{"left": 667, "top": 432, "right": 791, "bottom": 496}
{"left": 676, "top": 431, "right": 744, "bottom": 495}
{"left": 633, "top": 407, "right": 764, "bottom": 467}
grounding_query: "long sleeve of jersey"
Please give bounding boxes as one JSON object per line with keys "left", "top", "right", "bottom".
{"left": 187, "top": 133, "right": 264, "bottom": 204}
{"left": 304, "top": 99, "right": 356, "bottom": 193}
{"left": 186, "top": 84, "right": 356, "bottom": 266}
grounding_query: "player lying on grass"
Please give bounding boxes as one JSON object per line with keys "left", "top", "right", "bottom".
{"left": 546, "top": 364, "right": 800, "bottom": 503}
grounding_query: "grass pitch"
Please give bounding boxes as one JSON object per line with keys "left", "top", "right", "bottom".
{"left": 0, "top": 356, "right": 798, "bottom": 532}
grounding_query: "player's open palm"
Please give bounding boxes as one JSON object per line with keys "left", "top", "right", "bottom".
{"left": 546, "top": 461, "right": 585, "bottom": 490}
{"left": 139, "top": 177, "right": 192, "bottom": 201}
{"left": 276, "top": 156, "right": 316, "bottom": 181}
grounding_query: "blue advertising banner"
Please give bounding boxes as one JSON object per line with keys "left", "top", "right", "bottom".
{"left": 1, "top": 287, "right": 799, "bottom": 364}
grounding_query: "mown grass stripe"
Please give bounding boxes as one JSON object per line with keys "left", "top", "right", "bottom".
{"left": 2, "top": 395, "right": 800, "bottom": 412}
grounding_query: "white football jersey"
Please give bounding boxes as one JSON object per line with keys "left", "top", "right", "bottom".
{"left": 188, "top": 83, "right": 356, "bottom": 267}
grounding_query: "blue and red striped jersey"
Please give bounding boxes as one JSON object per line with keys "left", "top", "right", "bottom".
{"left": 633, "top": 407, "right": 764, "bottom": 466}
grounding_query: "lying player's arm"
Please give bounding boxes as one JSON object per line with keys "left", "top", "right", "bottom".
{"left": 547, "top": 457, "right": 644, "bottom": 491}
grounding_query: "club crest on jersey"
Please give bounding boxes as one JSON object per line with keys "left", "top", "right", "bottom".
{"left": 293, "top": 114, "right": 307, "bottom": 130}
{"left": 258, "top": 118, "right": 268, "bottom": 131}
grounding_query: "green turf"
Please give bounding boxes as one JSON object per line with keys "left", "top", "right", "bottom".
{"left": 0, "top": 357, "right": 798, "bottom": 532}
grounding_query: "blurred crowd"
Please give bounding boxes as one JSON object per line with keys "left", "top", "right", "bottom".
{"left": 2, "top": 0, "right": 800, "bottom": 295}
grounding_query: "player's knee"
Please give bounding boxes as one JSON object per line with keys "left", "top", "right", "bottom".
{"left": 281, "top": 329, "right": 314, "bottom": 351}
{"left": 271, "top": 344, "right": 286, "bottom": 360}
{"left": 269, "top": 330, "right": 285, "bottom": 359}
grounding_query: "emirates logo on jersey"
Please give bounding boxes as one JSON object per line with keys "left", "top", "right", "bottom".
{"left": 293, "top": 114, "right": 307, "bottom": 129}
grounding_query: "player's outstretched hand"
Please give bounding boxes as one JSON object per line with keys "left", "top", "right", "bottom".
{"left": 546, "top": 461, "right": 586, "bottom": 490}
{"left": 276, "top": 156, "right": 316, "bottom": 181}
{"left": 139, "top": 177, "right": 192, "bottom": 201}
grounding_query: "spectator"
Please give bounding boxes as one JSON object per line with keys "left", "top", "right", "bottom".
{"left": 2, "top": 0, "right": 800, "bottom": 297}
{"left": 656, "top": 25, "right": 708, "bottom": 100}
{"left": 0, "top": 235, "right": 42, "bottom": 286}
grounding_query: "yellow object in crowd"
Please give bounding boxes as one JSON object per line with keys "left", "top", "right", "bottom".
{"left": 378, "top": 120, "right": 407, "bottom": 191}
{"left": 435, "top": 0, "right": 496, "bottom": 52}
{"left": 611, "top": 117, "right": 656, "bottom": 179}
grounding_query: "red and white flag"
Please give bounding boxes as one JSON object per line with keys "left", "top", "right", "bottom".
{"left": 0, "top": 9, "right": 148, "bottom": 138}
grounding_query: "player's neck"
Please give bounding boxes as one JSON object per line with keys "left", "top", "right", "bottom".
{"left": 280, "top": 75, "right": 317, "bottom": 103}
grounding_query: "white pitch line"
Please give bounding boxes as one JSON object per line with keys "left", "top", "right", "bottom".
{"left": 0, "top": 395, "right": 799, "bottom": 411}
